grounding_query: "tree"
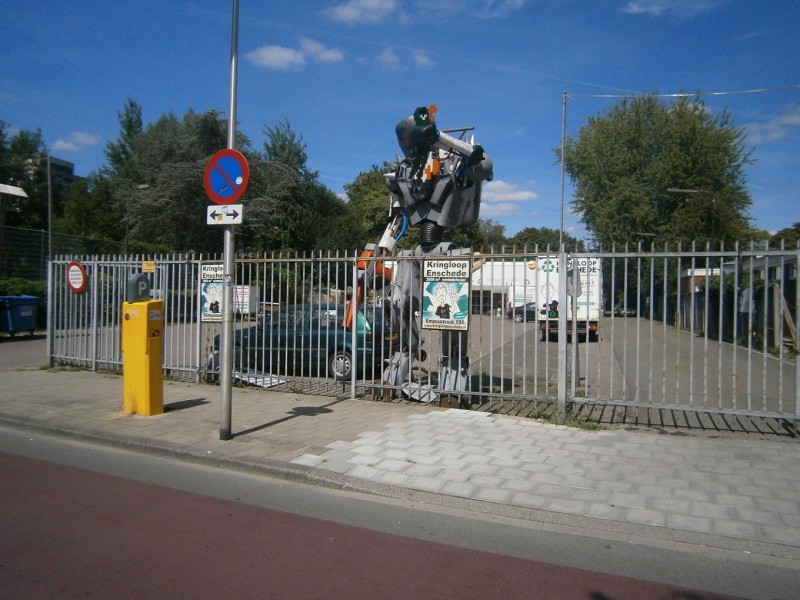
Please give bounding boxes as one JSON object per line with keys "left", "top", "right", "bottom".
{"left": 563, "top": 93, "right": 756, "bottom": 248}
{"left": 57, "top": 175, "right": 122, "bottom": 250}
{"left": 0, "top": 125, "right": 49, "bottom": 230}
{"left": 119, "top": 109, "right": 230, "bottom": 253}
{"left": 508, "top": 226, "right": 580, "bottom": 252}
{"left": 448, "top": 219, "right": 507, "bottom": 251}
{"left": 342, "top": 165, "right": 392, "bottom": 249}
{"left": 105, "top": 98, "right": 143, "bottom": 177}
{"left": 262, "top": 119, "right": 318, "bottom": 183}
{"left": 240, "top": 120, "right": 344, "bottom": 253}
{"left": 771, "top": 222, "right": 800, "bottom": 248}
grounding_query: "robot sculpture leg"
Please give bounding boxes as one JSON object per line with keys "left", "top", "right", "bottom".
{"left": 383, "top": 248, "right": 422, "bottom": 394}
{"left": 435, "top": 246, "right": 472, "bottom": 407}
{"left": 383, "top": 242, "right": 472, "bottom": 404}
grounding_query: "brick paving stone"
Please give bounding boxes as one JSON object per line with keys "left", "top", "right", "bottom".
{"left": 3, "top": 362, "right": 800, "bottom": 556}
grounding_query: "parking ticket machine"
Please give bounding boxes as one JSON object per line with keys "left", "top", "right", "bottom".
{"left": 122, "top": 274, "right": 164, "bottom": 415}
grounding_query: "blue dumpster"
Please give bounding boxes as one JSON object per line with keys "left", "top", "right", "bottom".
{"left": 0, "top": 295, "right": 39, "bottom": 336}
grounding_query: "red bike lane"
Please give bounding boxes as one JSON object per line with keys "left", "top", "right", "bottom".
{"left": 0, "top": 452, "right": 741, "bottom": 600}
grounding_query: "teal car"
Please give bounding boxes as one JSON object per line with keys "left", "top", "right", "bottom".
{"left": 207, "top": 304, "right": 396, "bottom": 381}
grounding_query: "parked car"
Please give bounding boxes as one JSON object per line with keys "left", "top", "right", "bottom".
{"left": 207, "top": 303, "right": 397, "bottom": 381}
{"left": 613, "top": 302, "right": 637, "bottom": 317}
{"left": 603, "top": 301, "right": 637, "bottom": 317}
{"left": 508, "top": 302, "right": 538, "bottom": 323}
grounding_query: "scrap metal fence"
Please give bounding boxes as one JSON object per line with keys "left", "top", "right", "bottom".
{"left": 47, "top": 245, "right": 799, "bottom": 425}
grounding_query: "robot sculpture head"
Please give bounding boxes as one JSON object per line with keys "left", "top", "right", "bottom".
{"left": 388, "top": 106, "right": 493, "bottom": 239}
{"left": 395, "top": 107, "right": 439, "bottom": 158}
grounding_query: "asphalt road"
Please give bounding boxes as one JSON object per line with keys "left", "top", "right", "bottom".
{"left": 2, "top": 426, "right": 795, "bottom": 599}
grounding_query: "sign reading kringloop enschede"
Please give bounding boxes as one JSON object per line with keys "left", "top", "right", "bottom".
{"left": 200, "top": 264, "right": 224, "bottom": 322}
{"left": 421, "top": 259, "right": 470, "bottom": 331}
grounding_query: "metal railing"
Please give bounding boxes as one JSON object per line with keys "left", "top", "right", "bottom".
{"left": 47, "top": 245, "right": 799, "bottom": 425}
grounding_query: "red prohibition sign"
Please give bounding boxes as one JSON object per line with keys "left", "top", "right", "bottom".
{"left": 204, "top": 149, "right": 250, "bottom": 205}
{"left": 66, "top": 261, "right": 88, "bottom": 294}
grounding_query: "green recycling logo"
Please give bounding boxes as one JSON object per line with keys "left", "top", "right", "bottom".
{"left": 540, "top": 259, "right": 556, "bottom": 273}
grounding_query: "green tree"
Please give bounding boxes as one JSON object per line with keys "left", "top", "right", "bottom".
{"left": 105, "top": 98, "right": 143, "bottom": 176}
{"left": 262, "top": 119, "right": 318, "bottom": 183}
{"left": 240, "top": 120, "right": 344, "bottom": 253}
{"left": 119, "top": 109, "right": 230, "bottom": 253}
{"left": 562, "top": 93, "right": 755, "bottom": 248}
{"left": 57, "top": 175, "right": 122, "bottom": 251}
{"left": 297, "top": 180, "right": 348, "bottom": 251}
{"left": 342, "top": 165, "right": 392, "bottom": 249}
{"left": 508, "top": 226, "right": 580, "bottom": 252}
{"left": 448, "top": 219, "right": 507, "bottom": 251}
{"left": 771, "top": 222, "right": 800, "bottom": 248}
{"left": 0, "top": 125, "right": 49, "bottom": 230}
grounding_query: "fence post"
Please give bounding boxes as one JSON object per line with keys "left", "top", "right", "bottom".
{"left": 558, "top": 248, "right": 568, "bottom": 418}
{"left": 46, "top": 256, "right": 55, "bottom": 366}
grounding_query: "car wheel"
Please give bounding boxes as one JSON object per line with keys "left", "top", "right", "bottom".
{"left": 513, "top": 313, "right": 523, "bottom": 323}
{"left": 328, "top": 349, "right": 352, "bottom": 381}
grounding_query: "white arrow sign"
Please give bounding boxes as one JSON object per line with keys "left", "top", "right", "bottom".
{"left": 207, "top": 204, "right": 243, "bottom": 225}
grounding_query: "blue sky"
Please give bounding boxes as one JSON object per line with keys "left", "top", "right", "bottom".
{"left": 2, "top": 0, "right": 798, "bottom": 239}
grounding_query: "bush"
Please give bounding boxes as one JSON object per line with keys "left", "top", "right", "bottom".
{"left": 0, "top": 277, "right": 45, "bottom": 297}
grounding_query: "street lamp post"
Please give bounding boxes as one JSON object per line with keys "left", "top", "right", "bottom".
{"left": 47, "top": 155, "right": 52, "bottom": 263}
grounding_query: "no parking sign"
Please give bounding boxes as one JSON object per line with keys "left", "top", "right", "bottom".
{"left": 204, "top": 149, "right": 249, "bottom": 205}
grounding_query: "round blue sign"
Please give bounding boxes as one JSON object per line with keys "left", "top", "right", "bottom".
{"left": 204, "top": 149, "right": 250, "bottom": 205}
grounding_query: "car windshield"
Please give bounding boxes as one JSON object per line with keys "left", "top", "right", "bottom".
{"left": 262, "top": 307, "right": 304, "bottom": 329}
{"left": 260, "top": 304, "right": 387, "bottom": 331}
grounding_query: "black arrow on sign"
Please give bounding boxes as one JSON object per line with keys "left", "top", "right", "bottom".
{"left": 209, "top": 208, "right": 240, "bottom": 220}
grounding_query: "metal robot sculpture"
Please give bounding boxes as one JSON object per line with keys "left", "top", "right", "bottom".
{"left": 345, "top": 105, "right": 493, "bottom": 403}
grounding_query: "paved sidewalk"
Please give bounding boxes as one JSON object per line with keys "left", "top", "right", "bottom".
{"left": 1, "top": 336, "right": 799, "bottom": 563}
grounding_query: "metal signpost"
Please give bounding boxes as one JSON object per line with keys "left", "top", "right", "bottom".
{"left": 205, "top": 0, "right": 246, "bottom": 441}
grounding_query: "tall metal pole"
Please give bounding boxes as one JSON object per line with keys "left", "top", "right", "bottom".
{"left": 47, "top": 155, "right": 52, "bottom": 263}
{"left": 220, "top": 0, "right": 239, "bottom": 441}
{"left": 557, "top": 92, "right": 568, "bottom": 419}
{"left": 559, "top": 91, "right": 567, "bottom": 250}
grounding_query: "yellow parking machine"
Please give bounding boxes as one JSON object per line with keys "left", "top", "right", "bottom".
{"left": 122, "top": 274, "right": 164, "bottom": 416}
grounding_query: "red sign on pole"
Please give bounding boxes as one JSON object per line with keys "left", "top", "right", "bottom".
{"left": 204, "top": 149, "right": 250, "bottom": 205}
{"left": 66, "top": 261, "right": 87, "bottom": 294}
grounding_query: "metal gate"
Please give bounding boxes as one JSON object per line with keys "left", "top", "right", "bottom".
{"left": 47, "top": 245, "right": 799, "bottom": 424}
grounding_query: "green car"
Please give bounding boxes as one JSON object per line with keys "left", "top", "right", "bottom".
{"left": 207, "top": 303, "right": 396, "bottom": 381}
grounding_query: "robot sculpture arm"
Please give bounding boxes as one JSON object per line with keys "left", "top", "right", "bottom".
{"left": 345, "top": 106, "right": 493, "bottom": 403}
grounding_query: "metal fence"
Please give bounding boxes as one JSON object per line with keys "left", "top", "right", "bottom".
{"left": 47, "top": 245, "right": 799, "bottom": 425}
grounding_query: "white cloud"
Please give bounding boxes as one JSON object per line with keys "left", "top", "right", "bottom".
{"left": 52, "top": 131, "right": 100, "bottom": 152}
{"left": 246, "top": 45, "right": 306, "bottom": 70}
{"left": 745, "top": 105, "right": 800, "bottom": 144}
{"left": 246, "top": 37, "right": 343, "bottom": 71}
{"left": 482, "top": 179, "right": 538, "bottom": 202}
{"left": 299, "top": 37, "right": 344, "bottom": 64}
{"left": 472, "top": 0, "right": 528, "bottom": 19}
{"left": 480, "top": 180, "right": 539, "bottom": 220}
{"left": 374, "top": 48, "right": 434, "bottom": 70}
{"left": 377, "top": 48, "right": 401, "bottom": 70}
{"left": 480, "top": 202, "right": 524, "bottom": 218}
{"left": 621, "top": 0, "right": 728, "bottom": 19}
{"left": 325, "top": 0, "right": 398, "bottom": 24}
{"left": 412, "top": 51, "right": 435, "bottom": 68}
{"left": 324, "top": 0, "right": 527, "bottom": 24}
